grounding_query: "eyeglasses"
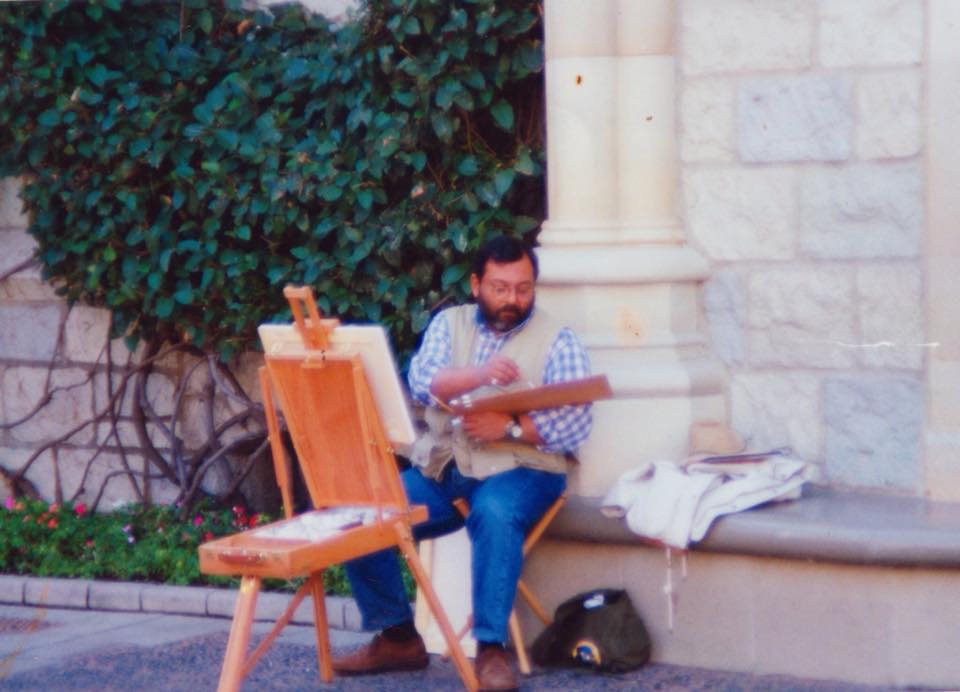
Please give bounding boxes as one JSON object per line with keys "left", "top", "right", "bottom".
{"left": 484, "top": 280, "right": 535, "bottom": 301}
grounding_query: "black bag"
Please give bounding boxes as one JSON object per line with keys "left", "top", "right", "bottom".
{"left": 531, "top": 588, "right": 651, "bottom": 673}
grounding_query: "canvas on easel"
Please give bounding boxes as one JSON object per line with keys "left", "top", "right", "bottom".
{"left": 199, "top": 285, "right": 478, "bottom": 692}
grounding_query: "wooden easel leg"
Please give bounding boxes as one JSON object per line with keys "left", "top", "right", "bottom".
{"left": 508, "top": 610, "right": 532, "bottom": 675}
{"left": 308, "top": 572, "right": 334, "bottom": 683}
{"left": 394, "top": 526, "right": 479, "bottom": 692}
{"left": 218, "top": 575, "right": 260, "bottom": 692}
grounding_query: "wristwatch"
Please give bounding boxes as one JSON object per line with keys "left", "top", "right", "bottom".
{"left": 505, "top": 415, "right": 523, "bottom": 440}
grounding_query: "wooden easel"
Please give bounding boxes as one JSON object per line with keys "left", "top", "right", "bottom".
{"left": 199, "top": 286, "right": 478, "bottom": 691}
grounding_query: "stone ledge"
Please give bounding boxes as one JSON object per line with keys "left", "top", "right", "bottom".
{"left": 547, "top": 484, "right": 960, "bottom": 567}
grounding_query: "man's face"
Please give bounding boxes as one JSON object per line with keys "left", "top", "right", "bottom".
{"left": 470, "top": 256, "right": 536, "bottom": 333}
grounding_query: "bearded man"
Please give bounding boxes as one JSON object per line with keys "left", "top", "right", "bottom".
{"left": 333, "top": 235, "right": 593, "bottom": 691}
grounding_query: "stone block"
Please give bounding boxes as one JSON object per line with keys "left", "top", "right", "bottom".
{"left": 684, "top": 167, "right": 796, "bottom": 261}
{"left": 681, "top": 0, "right": 814, "bottom": 75}
{"left": 928, "top": 360, "right": 960, "bottom": 431}
{"left": 205, "top": 588, "right": 237, "bottom": 619}
{"left": 143, "top": 370, "right": 176, "bottom": 418}
{"left": 59, "top": 448, "right": 146, "bottom": 508}
{"left": 856, "top": 264, "right": 924, "bottom": 370}
{"left": 824, "top": 375, "right": 923, "bottom": 491}
{"left": 0, "top": 229, "right": 37, "bottom": 279}
{"left": 232, "top": 352, "right": 265, "bottom": 404}
{"left": 0, "top": 574, "right": 26, "bottom": 604}
{"left": 819, "top": 0, "right": 923, "bottom": 67}
{"left": 738, "top": 75, "right": 853, "bottom": 162}
{"left": 703, "top": 270, "right": 746, "bottom": 367}
{"left": 88, "top": 580, "right": 142, "bottom": 611}
{"left": 731, "top": 372, "right": 822, "bottom": 462}
{"left": 800, "top": 163, "right": 922, "bottom": 259}
{"left": 748, "top": 267, "right": 858, "bottom": 368}
{"left": 95, "top": 419, "right": 142, "bottom": 450}
{"left": 248, "top": 590, "right": 294, "bottom": 622}
{"left": 924, "top": 432, "right": 960, "bottom": 502}
{"left": 147, "top": 477, "right": 182, "bottom": 506}
{"left": 12, "top": 447, "right": 56, "bottom": 500}
{"left": 3, "top": 366, "right": 95, "bottom": 445}
{"left": 856, "top": 70, "right": 922, "bottom": 159}
{"left": 0, "top": 303, "right": 64, "bottom": 361}
{"left": 140, "top": 583, "right": 210, "bottom": 615}
{"left": 0, "top": 177, "right": 27, "bottom": 229}
{"left": 680, "top": 79, "right": 736, "bottom": 162}
{"left": 63, "top": 304, "right": 112, "bottom": 364}
{"left": 0, "top": 274, "right": 60, "bottom": 301}
{"left": 25, "top": 577, "right": 88, "bottom": 608}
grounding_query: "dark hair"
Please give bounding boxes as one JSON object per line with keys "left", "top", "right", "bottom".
{"left": 471, "top": 235, "right": 539, "bottom": 280}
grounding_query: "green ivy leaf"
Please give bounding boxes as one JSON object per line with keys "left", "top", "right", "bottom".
{"left": 441, "top": 264, "right": 467, "bottom": 288}
{"left": 490, "top": 100, "right": 514, "bottom": 131}
{"left": 457, "top": 156, "right": 478, "bottom": 176}
{"left": 37, "top": 109, "right": 60, "bottom": 127}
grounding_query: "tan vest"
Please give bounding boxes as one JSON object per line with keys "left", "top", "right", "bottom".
{"left": 411, "top": 305, "right": 571, "bottom": 480}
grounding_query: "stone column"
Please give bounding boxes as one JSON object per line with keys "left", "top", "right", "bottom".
{"left": 924, "top": 0, "right": 960, "bottom": 501}
{"left": 538, "top": 0, "right": 725, "bottom": 496}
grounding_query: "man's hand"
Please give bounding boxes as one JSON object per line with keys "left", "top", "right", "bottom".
{"left": 462, "top": 412, "right": 513, "bottom": 443}
{"left": 429, "top": 355, "right": 523, "bottom": 401}
{"left": 478, "top": 354, "right": 521, "bottom": 387}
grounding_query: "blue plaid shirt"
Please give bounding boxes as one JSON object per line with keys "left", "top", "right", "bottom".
{"left": 408, "top": 307, "right": 593, "bottom": 454}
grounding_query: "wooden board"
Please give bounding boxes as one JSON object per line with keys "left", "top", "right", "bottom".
{"left": 446, "top": 374, "right": 612, "bottom": 415}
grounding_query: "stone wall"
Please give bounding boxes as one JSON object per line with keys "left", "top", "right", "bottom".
{"left": 0, "top": 177, "right": 266, "bottom": 508}
{"left": 3, "top": 0, "right": 956, "bottom": 505}
{"left": 678, "top": 0, "right": 930, "bottom": 494}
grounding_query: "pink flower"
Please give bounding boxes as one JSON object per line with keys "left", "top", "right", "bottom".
{"left": 49, "top": 503, "right": 60, "bottom": 513}
{"left": 74, "top": 503, "right": 88, "bottom": 517}
{"left": 86, "top": 539, "right": 94, "bottom": 548}
{"left": 47, "top": 518, "right": 58, "bottom": 529}
{"left": 193, "top": 515, "right": 203, "bottom": 526}
{"left": 4, "top": 496, "right": 14, "bottom": 511}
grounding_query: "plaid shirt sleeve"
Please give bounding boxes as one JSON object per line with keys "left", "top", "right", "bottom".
{"left": 407, "top": 310, "right": 452, "bottom": 406}
{"left": 530, "top": 328, "right": 594, "bottom": 454}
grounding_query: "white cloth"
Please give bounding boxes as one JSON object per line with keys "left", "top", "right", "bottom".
{"left": 601, "top": 455, "right": 816, "bottom": 549}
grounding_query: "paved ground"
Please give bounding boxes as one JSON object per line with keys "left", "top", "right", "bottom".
{"left": 0, "top": 599, "right": 904, "bottom": 692}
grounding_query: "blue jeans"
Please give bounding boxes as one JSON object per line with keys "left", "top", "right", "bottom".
{"left": 344, "top": 464, "right": 566, "bottom": 643}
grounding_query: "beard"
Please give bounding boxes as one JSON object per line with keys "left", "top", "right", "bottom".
{"left": 477, "top": 294, "right": 534, "bottom": 332}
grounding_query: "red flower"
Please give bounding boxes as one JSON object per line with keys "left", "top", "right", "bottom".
{"left": 193, "top": 515, "right": 203, "bottom": 526}
{"left": 74, "top": 503, "right": 88, "bottom": 517}
{"left": 47, "top": 518, "right": 58, "bottom": 529}
{"left": 203, "top": 531, "right": 214, "bottom": 542}
{"left": 248, "top": 514, "right": 261, "bottom": 528}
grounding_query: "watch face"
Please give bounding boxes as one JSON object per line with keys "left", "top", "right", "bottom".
{"left": 509, "top": 422, "right": 523, "bottom": 440}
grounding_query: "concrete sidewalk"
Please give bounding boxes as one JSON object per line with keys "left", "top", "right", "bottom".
{"left": 0, "top": 576, "right": 902, "bottom": 691}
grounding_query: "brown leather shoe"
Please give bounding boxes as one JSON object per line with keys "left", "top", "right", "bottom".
{"left": 475, "top": 646, "right": 518, "bottom": 691}
{"left": 331, "top": 633, "right": 429, "bottom": 675}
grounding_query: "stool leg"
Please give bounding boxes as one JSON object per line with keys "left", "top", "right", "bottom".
{"left": 508, "top": 610, "right": 531, "bottom": 675}
{"left": 218, "top": 575, "right": 260, "bottom": 692}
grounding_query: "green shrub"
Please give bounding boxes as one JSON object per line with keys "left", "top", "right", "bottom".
{"left": 0, "top": 496, "right": 421, "bottom": 597}
{"left": 0, "top": 0, "right": 545, "bottom": 363}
